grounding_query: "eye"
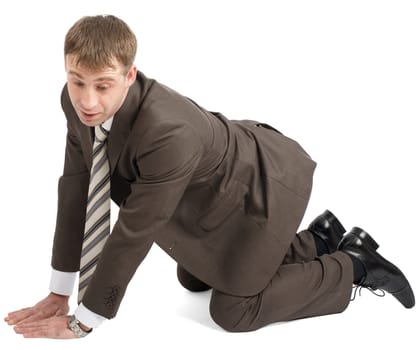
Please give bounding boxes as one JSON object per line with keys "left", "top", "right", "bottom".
{"left": 73, "top": 80, "right": 84, "bottom": 87}
{"left": 96, "top": 85, "right": 110, "bottom": 91}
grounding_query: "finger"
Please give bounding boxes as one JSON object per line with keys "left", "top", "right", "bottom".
{"left": 14, "top": 321, "right": 42, "bottom": 332}
{"left": 15, "top": 312, "right": 52, "bottom": 326}
{"left": 7, "top": 307, "right": 31, "bottom": 317}
{"left": 13, "top": 304, "right": 61, "bottom": 326}
{"left": 22, "top": 327, "right": 77, "bottom": 339}
{"left": 14, "top": 325, "right": 38, "bottom": 334}
{"left": 5, "top": 308, "right": 33, "bottom": 325}
{"left": 17, "top": 325, "right": 48, "bottom": 337}
{"left": 14, "top": 318, "right": 52, "bottom": 335}
{"left": 15, "top": 315, "right": 58, "bottom": 330}
{"left": 17, "top": 317, "right": 77, "bottom": 339}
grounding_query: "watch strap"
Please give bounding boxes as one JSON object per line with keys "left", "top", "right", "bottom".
{"left": 68, "top": 314, "right": 92, "bottom": 338}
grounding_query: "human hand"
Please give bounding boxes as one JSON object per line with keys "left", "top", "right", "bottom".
{"left": 12, "top": 315, "right": 78, "bottom": 339}
{"left": 4, "top": 292, "right": 69, "bottom": 327}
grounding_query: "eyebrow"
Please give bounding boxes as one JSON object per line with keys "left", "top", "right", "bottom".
{"left": 68, "top": 70, "right": 117, "bottom": 83}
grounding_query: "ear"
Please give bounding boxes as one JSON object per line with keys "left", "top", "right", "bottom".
{"left": 126, "top": 65, "right": 137, "bottom": 86}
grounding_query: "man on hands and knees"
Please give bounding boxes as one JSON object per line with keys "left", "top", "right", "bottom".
{"left": 5, "top": 15, "right": 414, "bottom": 338}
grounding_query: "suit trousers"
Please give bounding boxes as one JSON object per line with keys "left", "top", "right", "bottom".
{"left": 177, "top": 230, "right": 353, "bottom": 332}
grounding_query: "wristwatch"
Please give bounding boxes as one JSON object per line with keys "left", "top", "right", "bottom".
{"left": 68, "top": 315, "right": 92, "bottom": 338}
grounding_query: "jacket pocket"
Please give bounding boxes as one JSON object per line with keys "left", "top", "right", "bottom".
{"left": 197, "top": 181, "right": 247, "bottom": 232}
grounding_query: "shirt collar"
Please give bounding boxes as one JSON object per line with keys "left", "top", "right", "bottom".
{"left": 102, "top": 116, "right": 114, "bottom": 131}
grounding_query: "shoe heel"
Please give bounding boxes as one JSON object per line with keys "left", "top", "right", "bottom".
{"left": 392, "top": 283, "right": 416, "bottom": 309}
{"left": 323, "top": 210, "right": 346, "bottom": 234}
{"left": 350, "top": 227, "right": 380, "bottom": 250}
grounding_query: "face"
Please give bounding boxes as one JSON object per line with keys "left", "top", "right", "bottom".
{"left": 65, "top": 55, "right": 137, "bottom": 127}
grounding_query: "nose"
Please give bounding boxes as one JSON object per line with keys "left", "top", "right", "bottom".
{"left": 80, "top": 88, "right": 98, "bottom": 111}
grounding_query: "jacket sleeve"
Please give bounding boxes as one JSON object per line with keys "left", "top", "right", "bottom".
{"left": 51, "top": 118, "right": 90, "bottom": 272}
{"left": 81, "top": 120, "right": 203, "bottom": 318}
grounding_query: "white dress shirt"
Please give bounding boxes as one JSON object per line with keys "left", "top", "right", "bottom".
{"left": 49, "top": 116, "right": 114, "bottom": 329}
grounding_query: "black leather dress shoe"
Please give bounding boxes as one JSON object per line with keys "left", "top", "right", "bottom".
{"left": 308, "top": 210, "right": 346, "bottom": 253}
{"left": 339, "top": 227, "right": 415, "bottom": 309}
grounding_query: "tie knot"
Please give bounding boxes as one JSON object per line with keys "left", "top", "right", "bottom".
{"left": 95, "top": 125, "right": 109, "bottom": 143}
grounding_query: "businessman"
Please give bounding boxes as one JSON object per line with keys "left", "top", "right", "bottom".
{"left": 5, "top": 15, "right": 415, "bottom": 338}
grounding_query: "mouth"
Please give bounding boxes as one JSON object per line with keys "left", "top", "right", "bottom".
{"left": 80, "top": 110, "right": 100, "bottom": 120}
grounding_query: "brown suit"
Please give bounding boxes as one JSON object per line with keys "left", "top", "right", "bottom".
{"left": 52, "top": 71, "right": 352, "bottom": 330}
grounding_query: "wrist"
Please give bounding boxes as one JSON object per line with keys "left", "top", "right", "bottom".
{"left": 50, "top": 291, "right": 70, "bottom": 300}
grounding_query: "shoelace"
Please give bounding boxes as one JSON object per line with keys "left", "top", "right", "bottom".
{"left": 351, "top": 282, "right": 386, "bottom": 301}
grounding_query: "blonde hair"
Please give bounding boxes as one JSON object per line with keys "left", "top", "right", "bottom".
{"left": 64, "top": 15, "right": 137, "bottom": 72}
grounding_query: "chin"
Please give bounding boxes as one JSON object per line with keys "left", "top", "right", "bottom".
{"left": 78, "top": 118, "right": 99, "bottom": 127}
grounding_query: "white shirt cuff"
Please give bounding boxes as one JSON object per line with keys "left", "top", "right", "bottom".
{"left": 49, "top": 269, "right": 77, "bottom": 296}
{"left": 75, "top": 303, "right": 107, "bottom": 329}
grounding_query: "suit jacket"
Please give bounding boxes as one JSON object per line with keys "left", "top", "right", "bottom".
{"left": 52, "top": 71, "right": 316, "bottom": 319}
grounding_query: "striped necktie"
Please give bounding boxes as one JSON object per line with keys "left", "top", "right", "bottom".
{"left": 78, "top": 125, "right": 111, "bottom": 303}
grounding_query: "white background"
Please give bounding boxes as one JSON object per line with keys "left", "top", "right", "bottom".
{"left": 0, "top": 0, "right": 419, "bottom": 349}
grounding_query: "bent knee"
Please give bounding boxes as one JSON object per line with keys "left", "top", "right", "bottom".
{"left": 209, "top": 290, "right": 260, "bottom": 333}
{"left": 177, "top": 264, "right": 211, "bottom": 292}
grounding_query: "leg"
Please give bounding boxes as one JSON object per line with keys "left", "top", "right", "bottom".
{"left": 210, "top": 251, "right": 353, "bottom": 332}
{"left": 210, "top": 226, "right": 415, "bottom": 332}
{"left": 282, "top": 209, "right": 346, "bottom": 264}
{"left": 177, "top": 264, "right": 211, "bottom": 292}
{"left": 282, "top": 230, "right": 317, "bottom": 264}
{"left": 177, "top": 208, "right": 344, "bottom": 293}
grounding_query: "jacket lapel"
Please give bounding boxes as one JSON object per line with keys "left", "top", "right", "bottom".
{"left": 86, "top": 126, "right": 95, "bottom": 169}
{"left": 107, "top": 72, "right": 153, "bottom": 175}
